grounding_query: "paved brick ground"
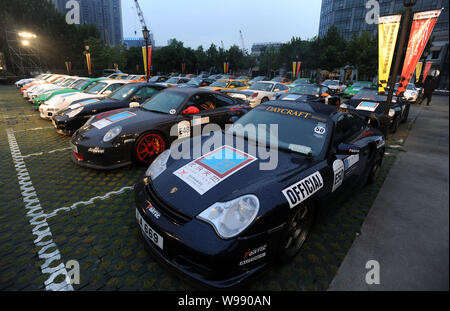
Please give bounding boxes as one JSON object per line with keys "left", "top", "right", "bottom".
{"left": 0, "top": 85, "right": 403, "bottom": 290}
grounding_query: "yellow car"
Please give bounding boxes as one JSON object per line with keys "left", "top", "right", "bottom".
{"left": 201, "top": 79, "right": 249, "bottom": 92}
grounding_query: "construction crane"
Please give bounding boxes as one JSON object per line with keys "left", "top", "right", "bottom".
{"left": 239, "top": 30, "right": 246, "bottom": 53}
{"left": 133, "top": 0, "right": 152, "bottom": 41}
{"left": 221, "top": 40, "right": 225, "bottom": 50}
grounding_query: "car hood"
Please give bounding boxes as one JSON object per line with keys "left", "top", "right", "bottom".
{"left": 150, "top": 134, "right": 315, "bottom": 217}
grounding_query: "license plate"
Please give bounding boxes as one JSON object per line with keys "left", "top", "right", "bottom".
{"left": 136, "top": 209, "right": 164, "bottom": 249}
{"left": 70, "top": 142, "right": 78, "bottom": 153}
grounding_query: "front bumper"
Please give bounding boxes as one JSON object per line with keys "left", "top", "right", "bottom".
{"left": 53, "top": 115, "right": 90, "bottom": 136}
{"left": 134, "top": 178, "right": 282, "bottom": 289}
{"left": 70, "top": 134, "right": 133, "bottom": 170}
{"left": 39, "top": 105, "right": 57, "bottom": 120}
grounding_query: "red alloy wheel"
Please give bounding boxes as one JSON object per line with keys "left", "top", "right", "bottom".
{"left": 136, "top": 133, "right": 166, "bottom": 164}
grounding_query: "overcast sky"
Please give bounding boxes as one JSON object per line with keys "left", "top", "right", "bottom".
{"left": 121, "top": 0, "right": 322, "bottom": 49}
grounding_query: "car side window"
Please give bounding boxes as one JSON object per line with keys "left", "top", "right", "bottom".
{"left": 135, "top": 87, "right": 158, "bottom": 99}
{"left": 335, "top": 113, "right": 365, "bottom": 144}
{"left": 188, "top": 93, "right": 216, "bottom": 111}
{"left": 214, "top": 94, "right": 235, "bottom": 108}
{"left": 105, "top": 84, "right": 123, "bottom": 92}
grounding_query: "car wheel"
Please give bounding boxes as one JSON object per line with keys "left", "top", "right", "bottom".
{"left": 390, "top": 116, "right": 400, "bottom": 133}
{"left": 260, "top": 97, "right": 269, "bottom": 104}
{"left": 401, "top": 105, "right": 410, "bottom": 123}
{"left": 133, "top": 131, "right": 167, "bottom": 166}
{"left": 367, "top": 150, "right": 383, "bottom": 185}
{"left": 279, "top": 204, "right": 314, "bottom": 262}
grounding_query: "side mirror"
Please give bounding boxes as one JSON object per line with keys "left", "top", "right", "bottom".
{"left": 183, "top": 106, "right": 200, "bottom": 115}
{"left": 321, "top": 93, "right": 330, "bottom": 97}
{"left": 103, "top": 90, "right": 112, "bottom": 95}
{"left": 129, "top": 102, "right": 140, "bottom": 108}
{"left": 201, "top": 82, "right": 207, "bottom": 86}
{"left": 229, "top": 85, "right": 235, "bottom": 88}
{"left": 337, "top": 143, "right": 360, "bottom": 155}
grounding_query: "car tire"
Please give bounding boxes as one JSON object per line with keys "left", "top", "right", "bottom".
{"left": 132, "top": 131, "right": 167, "bottom": 166}
{"left": 260, "top": 97, "right": 269, "bottom": 104}
{"left": 278, "top": 203, "right": 315, "bottom": 262}
{"left": 401, "top": 105, "right": 410, "bottom": 123}
{"left": 366, "top": 150, "right": 383, "bottom": 185}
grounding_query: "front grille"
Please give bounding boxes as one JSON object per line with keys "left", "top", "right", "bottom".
{"left": 145, "top": 182, "right": 193, "bottom": 225}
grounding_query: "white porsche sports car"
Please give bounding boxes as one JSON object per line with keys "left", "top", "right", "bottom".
{"left": 39, "top": 79, "right": 127, "bottom": 120}
{"left": 223, "top": 81, "right": 289, "bottom": 107}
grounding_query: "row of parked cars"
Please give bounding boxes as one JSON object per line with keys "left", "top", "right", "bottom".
{"left": 14, "top": 71, "right": 401, "bottom": 289}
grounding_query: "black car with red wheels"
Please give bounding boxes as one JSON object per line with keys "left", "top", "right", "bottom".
{"left": 70, "top": 88, "right": 251, "bottom": 170}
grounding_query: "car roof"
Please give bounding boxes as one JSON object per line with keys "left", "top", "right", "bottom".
{"left": 261, "top": 100, "right": 339, "bottom": 119}
{"left": 165, "top": 86, "right": 217, "bottom": 95}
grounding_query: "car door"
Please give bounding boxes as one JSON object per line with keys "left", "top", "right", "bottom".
{"left": 330, "top": 113, "right": 368, "bottom": 190}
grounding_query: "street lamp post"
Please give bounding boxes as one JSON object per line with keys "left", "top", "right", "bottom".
{"left": 85, "top": 45, "right": 91, "bottom": 77}
{"left": 142, "top": 27, "right": 150, "bottom": 82}
{"left": 381, "top": 0, "right": 417, "bottom": 136}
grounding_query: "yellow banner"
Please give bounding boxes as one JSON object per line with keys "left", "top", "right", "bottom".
{"left": 378, "top": 15, "right": 401, "bottom": 93}
{"left": 292, "top": 62, "right": 296, "bottom": 79}
{"left": 415, "top": 62, "right": 423, "bottom": 83}
{"left": 142, "top": 46, "right": 148, "bottom": 76}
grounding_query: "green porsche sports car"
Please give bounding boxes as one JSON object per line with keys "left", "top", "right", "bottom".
{"left": 342, "top": 81, "right": 375, "bottom": 98}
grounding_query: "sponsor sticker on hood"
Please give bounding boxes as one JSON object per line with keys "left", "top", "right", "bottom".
{"left": 356, "top": 101, "right": 379, "bottom": 112}
{"left": 92, "top": 111, "right": 135, "bottom": 129}
{"left": 174, "top": 145, "right": 257, "bottom": 195}
{"left": 70, "top": 99, "right": 99, "bottom": 109}
{"left": 281, "top": 94, "right": 302, "bottom": 101}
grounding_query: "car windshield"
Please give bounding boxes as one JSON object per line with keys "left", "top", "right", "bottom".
{"left": 271, "top": 77, "right": 283, "bottom": 82}
{"left": 84, "top": 82, "right": 107, "bottom": 94}
{"left": 249, "top": 82, "right": 273, "bottom": 92}
{"left": 211, "top": 81, "right": 228, "bottom": 88}
{"left": 109, "top": 84, "right": 138, "bottom": 100}
{"left": 72, "top": 80, "right": 89, "bottom": 90}
{"left": 166, "top": 77, "right": 180, "bottom": 83}
{"left": 289, "top": 85, "right": 322, "bottom": 96}
{"left": 227, "top": 105, "right": 331, "bottom": 158}
{"left": 251, "top": 76, "right": 265, "bottom": 82}
{"left": 323, "top": 80, "right": 338, "bottom": 86}
{"left": 61, "top": 79, "right": 75, "bottom": 87}
{"left": 293, "top": 79, "right": 309, "bottom": 85}
{"left": 353, "top": 89, "right": 387, "bottom": 101}
{"left": 141, "top": 92, "right": 186, "bottom": 114}
{"left": 187, "top": 79, "right": 201, "bottom": 86}
{"left": 352, "top": 82, "right": 370, "bottom": 88}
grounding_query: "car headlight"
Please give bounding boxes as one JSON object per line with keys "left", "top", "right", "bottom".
{"left": 66, "top": 107, "right": 83, "bottom": 118}
{"left": 340, "top": 103, "right": 348, "bottom": 108}
{"left": 197, "top": 194, "right": 260, "bottom": 239}
{"left": 145, "top": 149, "right": 171, "bottom": 180}
{"left": 103, "top": 126, "right": 122, "bottom": 142}
{"left": 388, "top": 108, "right": 395, "bottom": 117}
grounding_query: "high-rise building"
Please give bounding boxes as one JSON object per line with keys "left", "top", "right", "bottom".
{"left": 319, "top": 0, "right": 449, "bottom": 88}
{"left": 51, "top": 0, "right": 123, "bottom": 46}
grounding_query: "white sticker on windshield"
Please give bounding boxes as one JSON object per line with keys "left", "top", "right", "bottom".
{"left": 169, "top": 109, "right": 176, "bottom": 115}
{"left": 288, "top": 144, "right": 311, "bottom": 155}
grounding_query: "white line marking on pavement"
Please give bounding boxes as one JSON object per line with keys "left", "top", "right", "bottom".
{"left": 6, "top": 128, "right": 74, "bottom": 291}
{"left": 45, "top": 186, "right": 134, "bottom": 220}
{"left": 13, "top": 126, "right": 53, "bottom": 133}
{"left": 22, "top": 147, "right": 72, "bottom": 158}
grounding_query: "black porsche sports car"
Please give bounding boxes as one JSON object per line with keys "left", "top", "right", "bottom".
{"left": 134, "top": 100, "right": 386, "bottom": 289}
{"left": 339, "top": 88, "right": 410, "bottom": 133}
{"left": 70, "top": 88, "right": 251, "bottom": 170}
{"left": 177, "top": 78, "right": 214, "bottom": 88}
{"left": 276, "top": 84, "right": 340, "bottom": 106}
{"left": 53, "top": 83, "right": 167, "bottom": 136}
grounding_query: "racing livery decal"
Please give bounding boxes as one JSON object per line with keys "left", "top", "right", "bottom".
{"left": 344, "top": 154, "right": 359, "bottom": 169}
{"left": 282, "top": 171, "right": 323, "bottom": 208}
{"left": 92, "top": 111, "right": 136, "bottom": 129}
{"left": 332, "top": 160, "right": 345, "bottom": 192}
{"left": 174, "top": 145, "right": 257, "bottom": 195}
{"left": 239, "top": 245, "right": 267, "bottom": 266}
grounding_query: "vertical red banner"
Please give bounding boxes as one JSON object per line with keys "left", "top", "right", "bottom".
{"left": 147, "top": 45, "right": 152, "bottom": 76}
{"left": 422, "top": 62, "right": 433, "bottom": 82}
{"left": 226, "top": 62, "right": 230, "bottom": 74}
{"left": 296, "top": 61, "right": 301, "bottom": 78}
{"left": 398, "top": 9, "right": 442, "bottom": 93}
